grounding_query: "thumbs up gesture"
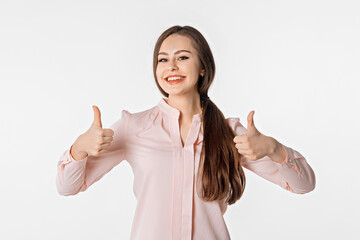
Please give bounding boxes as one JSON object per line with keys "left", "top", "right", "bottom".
{"left": 70, "top": 105, "right": 115, "bottom": 160}
{"left": 233, "top": 111, "right": 273, "bottom": 161}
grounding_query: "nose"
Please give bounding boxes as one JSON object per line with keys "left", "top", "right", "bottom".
{"left": 168, "top": 59, "right": 178, "bottom": 70}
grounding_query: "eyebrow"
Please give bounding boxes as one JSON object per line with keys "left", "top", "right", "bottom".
{"left": 158, "top": 50, "right": 192, "bottom": 56}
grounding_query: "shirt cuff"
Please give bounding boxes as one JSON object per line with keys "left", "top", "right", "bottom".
{"left": 276, "top": 145, "right": 299, "bottom": 171}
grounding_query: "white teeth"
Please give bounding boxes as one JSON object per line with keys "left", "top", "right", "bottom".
{"left": 167, "top": 76, "right": 184, "bottom": 81}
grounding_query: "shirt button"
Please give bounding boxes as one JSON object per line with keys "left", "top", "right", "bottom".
{"left": 288, "top": 159, "right": 292, "bottom": 163}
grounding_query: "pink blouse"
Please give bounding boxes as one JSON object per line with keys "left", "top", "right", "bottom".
{"left": 56, "top": 98, "right": 316, "bottom": 240}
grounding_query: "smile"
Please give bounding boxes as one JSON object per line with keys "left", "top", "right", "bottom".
{"left": 167, "top": 76, "right": 185, "bottom": 81}
{"left": 164, "top": 76, "right": 186, "bottom": 85}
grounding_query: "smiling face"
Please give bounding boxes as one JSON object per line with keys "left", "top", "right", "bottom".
{"left": 156, "top": 34, "right": 205, "bottom": 98}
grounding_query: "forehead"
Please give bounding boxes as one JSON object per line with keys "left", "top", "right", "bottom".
{"left": 159, "top": 34, "right": 195, "bottom": 53}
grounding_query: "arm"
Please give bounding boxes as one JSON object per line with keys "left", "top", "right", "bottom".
{"left": 56, "top": 110, "right": 131, "bottom": 196}
{"left": 228, "top": 117, "right": 316, "bottom": 194}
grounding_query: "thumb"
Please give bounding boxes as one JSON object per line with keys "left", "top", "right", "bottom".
{"left": 92, "top": 105, "right": 102, "bottom": 128}
{"left": 247, "top": 110, "right": 255, "bottom": 131}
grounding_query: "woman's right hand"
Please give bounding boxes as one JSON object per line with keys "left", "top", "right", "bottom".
{"left": 70, "top": 105, "right": 115, "bottom": 161}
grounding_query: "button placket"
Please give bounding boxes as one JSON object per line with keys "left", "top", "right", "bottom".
{"left": 181, "top": 119, "right": 201, "bottom": 240}
{"left": 158, "top": 98, "right": 202, "bottom": 239}
{"left": 169, "top": 116, "right": 183, "bottom": 240}
{"left": 181, "top": 145, "right": 195, "bottom": 240}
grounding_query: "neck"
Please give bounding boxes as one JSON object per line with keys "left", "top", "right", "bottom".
{"left": 166, "top": 92, "right": 202, "bottom": 123}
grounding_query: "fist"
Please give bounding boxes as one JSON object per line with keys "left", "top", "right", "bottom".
{"left": 75, "top": 105, "right": 115, "bottom": 158}
{"left": 233, "top": 110, "right": 269, "bottom": 161}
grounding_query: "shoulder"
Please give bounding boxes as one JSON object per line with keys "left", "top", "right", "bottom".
{"left": 110, "top": 105, "right": 158, "bottom": 130}
{"left": 119, "top": 105, "right": 160, "bottom": 133}
{"left": 225, "top": 117, "right": 247, "bottom": 135}
{"left": 225, "top": 117, "right": 241, "bottom": 129}
{"left": 125, "top": 105, "right": 158, "bottom": 123}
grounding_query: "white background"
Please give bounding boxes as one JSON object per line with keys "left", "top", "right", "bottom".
{"left": 0, "top": 0, "right": 359, "bottom": 239}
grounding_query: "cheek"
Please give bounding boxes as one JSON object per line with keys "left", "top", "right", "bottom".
{"left": 156, "top": 64, "right": 164, "bottom": 76}
{"left": 155, "top": 68, "right": 164, "bottom": 86}
{"left": 187, "top": 63, "right": 199, "bottom": 76}
{"left": 189, "top": 65, "right": 200, "bottom": 81}
{"left": 155, "top": 69, "right": 162, "bottom": 81}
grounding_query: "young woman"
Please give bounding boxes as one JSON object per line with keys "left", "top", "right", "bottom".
{"left": 56, "top": 25, "right": 316, "bottom": 240}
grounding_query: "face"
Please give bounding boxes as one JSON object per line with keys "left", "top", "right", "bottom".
{"left": 156, "top": 34, "right": 205, "bottom": 98}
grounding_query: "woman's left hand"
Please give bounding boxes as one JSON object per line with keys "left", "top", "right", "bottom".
{"left": 233, "top": 111, "right": 283, "bottom": 162}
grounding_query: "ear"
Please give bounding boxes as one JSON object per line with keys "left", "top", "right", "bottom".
{"left": 200, "top": 69, "right": 205, "bottom": 76}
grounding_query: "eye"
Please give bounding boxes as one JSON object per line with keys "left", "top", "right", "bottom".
{"left": 158, "top": 56, "right": 189, "bottom": 63}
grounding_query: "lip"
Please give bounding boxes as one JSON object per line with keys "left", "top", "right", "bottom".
{"left": 164, "top": 75, "right": 186, "bottom": 80}
{"left": 164, "top": 76, "right": 186, "bottom": 85}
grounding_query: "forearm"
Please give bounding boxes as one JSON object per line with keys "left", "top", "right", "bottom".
{"left": 264, "top": 136, "right": 316, "bottom": 193}
{"left": 56, "top": 148, "right": 88, "bottom": 196}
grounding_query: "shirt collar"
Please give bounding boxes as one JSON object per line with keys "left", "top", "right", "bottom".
{"left": 157, "top": 98, "right": 202, "bottom": 122}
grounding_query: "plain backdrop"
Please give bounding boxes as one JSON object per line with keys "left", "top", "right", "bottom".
{"left": 0, "top": 0, "right": 359, "bottom": 239}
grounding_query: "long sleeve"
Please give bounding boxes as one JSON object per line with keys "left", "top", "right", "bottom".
{"left": 56, "top": 110, "right": 131, "bottom": 196}
{"left": 228, "top": 117, "right": 316, "bottom": 194}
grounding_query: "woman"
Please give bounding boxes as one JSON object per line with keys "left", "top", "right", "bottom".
{"left": 56, "top": 25, "right": 316, "bottom": 240}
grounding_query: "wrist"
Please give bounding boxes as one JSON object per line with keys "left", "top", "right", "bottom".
{"left": 267, "top": 137, "right": 286, "bottom": 164}
{"left": 71, "top": 139, "right": 88, "bottom": 161}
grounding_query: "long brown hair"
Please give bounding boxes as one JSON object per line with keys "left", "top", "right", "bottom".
{"left": 152, "top": 25, "right": 245, "bottom": 205}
